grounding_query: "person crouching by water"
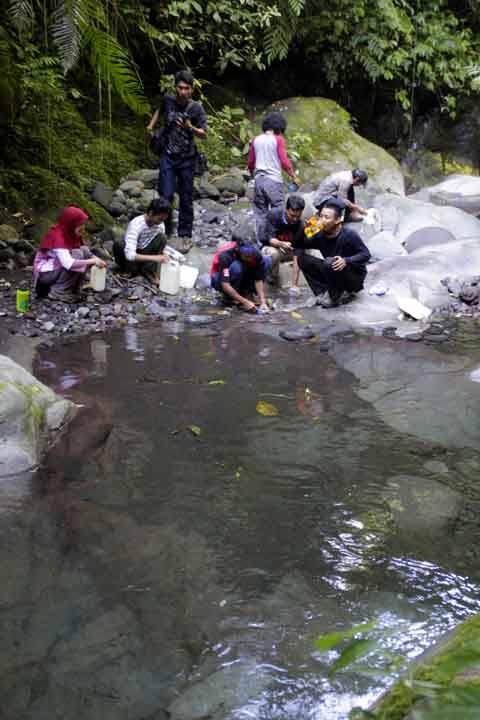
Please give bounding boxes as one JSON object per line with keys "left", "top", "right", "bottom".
{"left": 295, "top": 197, "right": 370, "bottom": 308}
{"left": 113, "top": 197, "right": 171, "bottom": 283}
{"left": 259, "top": 194, "right": 305, "bottom": 291}
{"left": 314, "top": 168, "right": 368, "bottom": 222}
{"left": 210, "top": 233, "right": 271, "bottom": 313}
{"left": 33, "top": 206, "right": 107, "bottom": 303}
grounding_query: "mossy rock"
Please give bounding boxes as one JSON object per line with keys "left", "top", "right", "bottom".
{"left": 2, "top": 166, "right": 112, "bottom": 233}
{"left": 0, "top": 354, "right": 75, "bottom": 476}
{"left": 361, "top": 613, "right": 480, "bottom": 719}
{"left": 268, "top": 97, "right": 405, "bottom": 195}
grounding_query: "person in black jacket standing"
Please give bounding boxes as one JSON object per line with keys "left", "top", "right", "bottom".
{"left": 147, "top": 70, "right": 207, "bottom": 253}
{"left": 295, "top": 197, "right": 370, "bottom": 307}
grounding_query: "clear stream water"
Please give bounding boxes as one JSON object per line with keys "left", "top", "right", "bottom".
{"left": 2, "top": 316, "right": 480, "bottom": 719}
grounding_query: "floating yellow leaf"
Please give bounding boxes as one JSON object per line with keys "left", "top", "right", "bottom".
{"left": 235, "top": 466, "right": 242, "bottom": 480}
{"left": 290, "top": 311, "right": 303, "bottom": 320}
{"left": 188, "top": 425, "right": 202, "bottom": 436}
{"left": 208, "top": 380, "right": 226, "bottom": 385}
{"left": 256, "top": 400, "right": 279, "bottom": 417}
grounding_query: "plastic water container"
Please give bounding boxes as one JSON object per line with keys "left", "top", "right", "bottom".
{"left": 90, "top": 265, "right": 106, "bottom": 292}
{"left": 159, "top": 261, "right": 180, "bottom": 295}
{"left": 179, "top": 264, "right": 199, "bottom": 289}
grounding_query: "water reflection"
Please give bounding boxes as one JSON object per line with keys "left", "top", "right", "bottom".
{"left": 5, "top": 321, "right": 479, "bottom": 719}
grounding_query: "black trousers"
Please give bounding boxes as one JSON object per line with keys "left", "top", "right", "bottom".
{"left": 297, "top": 253, "right": 365, "bottom": 298}
{"left": 113, "top": 234, "right": 165, "bottom": 277}
{"left": 158, "top": 154, "right": 195, "bottom": 238}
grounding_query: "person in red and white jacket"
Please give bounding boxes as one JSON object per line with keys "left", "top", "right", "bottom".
{"left": 248, "top": 111, "right": 299, "bottom": 247}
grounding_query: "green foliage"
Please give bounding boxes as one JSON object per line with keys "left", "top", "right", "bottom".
{"left": 7, "top": 0, "right": 149, "bottom": 114}
{"left": 0, "top": 166, "right": 111, "bottom": 228}
{"left": 202, "top": 104, "right": 254, "bottom": 167}
{"left": 297, "top": 0, "right": 479, "bottom": 118}
{"left": 288, "top": 131, "right": 314, "bottom": 163}
{"left": 329, "top": 613, "right": 480, "bottom": 720}
{"left": 264, "top": 0, "right": 305, "bottom": 62}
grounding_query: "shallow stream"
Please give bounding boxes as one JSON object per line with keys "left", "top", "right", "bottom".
{"left": 2, "top": 316, "right": 480, "bottom": 719}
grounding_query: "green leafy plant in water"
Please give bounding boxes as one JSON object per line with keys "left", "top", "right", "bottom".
{"left": 322, "top": 614, "right": 480, "bottom": 719}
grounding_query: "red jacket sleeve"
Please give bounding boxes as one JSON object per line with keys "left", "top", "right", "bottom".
{"left": 276, "top": 135, "right": 294, "bottom": 176}
{"left": 247, "top": 141, "right": 256, "bottom": 172}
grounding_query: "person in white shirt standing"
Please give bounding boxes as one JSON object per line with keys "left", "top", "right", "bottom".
{"left": 113, "top": 197, "right": 171, "bottom": 281}
{"left": 248, "top": 111, "right": 299, "bottom": 245}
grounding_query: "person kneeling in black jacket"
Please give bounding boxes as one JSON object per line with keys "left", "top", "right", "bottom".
{"left": 294, "top": 197, "right": 370, "bottom": 308}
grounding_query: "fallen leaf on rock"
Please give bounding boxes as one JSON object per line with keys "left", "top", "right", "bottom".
{"left": 290, "top": 311, "right": 303, "bottom": 319}
{"left": 235, "top": 466, "right": 242, "bottom": 479}
{"left": 256, "top": 400, "right": 279, "bottom": 417}
{"left": 188, "top": 425, "right": 202, "bottom": 436}
{"left": 208, "top": 379, "right": 226, "bottom": 385}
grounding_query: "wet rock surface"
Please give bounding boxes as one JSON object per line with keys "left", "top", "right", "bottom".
{"left": 0, "top": 354, "right": 75, "bottom": 476}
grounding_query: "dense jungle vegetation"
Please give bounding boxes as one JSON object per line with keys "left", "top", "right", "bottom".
{"left": 1, "top": 0, "right": 480, "bottom": 221}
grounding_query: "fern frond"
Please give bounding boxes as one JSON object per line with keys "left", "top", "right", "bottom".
{"left": 50, "top": 1, "right": 81, "bottom": 73}
{"left": 287, "top": 0, "right": 305, "bottom": 17}
{"left": 264, "top": 13, "right": 297, "bottom": 63}
{"left": 84, "top": 26, "right": 149, "bottom": 115}
{"left": 8, "top": 0, "right": 34, "bottom": 33}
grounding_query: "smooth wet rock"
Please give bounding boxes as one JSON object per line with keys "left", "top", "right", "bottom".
{"left": 423, "top": 333, "right": 449, "bottom": 343}
{"left": 0, "top": 354, "right": 76, "bottom": 476}
{"left": 416, "top": 174, "right": 480, "bottom": 215}
{"left": 43, "top": 321, "right": 55, "bottom": 332}
{"left": 184, "top": 314, "right": 219, "bottom": 326}
{"left": 406, "top": 332, "right": 424, "bottom": 342}
{"left": 168, "top": 660, "right": 271, "bottom": 720}
{"left": 424, "top": 459, "right": 449, "bottom": 475}
{"left": 147, "top": 302, "right": 177, "bottom": 320}
{"left": 383, "top": 474, "right": 463, "bottom": 535}
{"left": 279, "top": 326, "right": 316, "bottom": 341}
{"left": 77, "top": 306, "right": 90, "bottom": 319}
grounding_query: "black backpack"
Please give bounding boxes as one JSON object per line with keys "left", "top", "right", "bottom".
{"left": 149, "top": 127, "right": 165, "bottom": 156}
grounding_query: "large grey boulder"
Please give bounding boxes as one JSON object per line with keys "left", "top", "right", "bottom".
{"left": 374, "top": 193, "right": 480, "bottom": 251}
{"left": 279, "top": 192, "right": 480, "bottom": 329}
{"left": 0, "top": 354, "right": 76, "bottom": 476}
{"left": 266, "top": 97, "right": 405, "bottom": 196}
{"left": 412, "top": 174, "right": 480, "bottom": 215}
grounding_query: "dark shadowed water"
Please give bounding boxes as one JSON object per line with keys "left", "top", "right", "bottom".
{"left": 2, "top": 318, "right": 480, "bottom": 719}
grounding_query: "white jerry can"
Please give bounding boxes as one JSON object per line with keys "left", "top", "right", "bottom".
{"left": 90, "top": 265, "right": 106, "bottom": 292}
{"left": 159, "top": 261, "right": 180, "bottom": 295}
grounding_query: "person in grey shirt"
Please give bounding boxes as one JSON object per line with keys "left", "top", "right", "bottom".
{"left": 314, "top": 168, "right": 368, "bottom": 221}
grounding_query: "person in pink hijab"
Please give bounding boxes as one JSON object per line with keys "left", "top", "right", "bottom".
{"left": 33, "top": 206, "right": 106, "bottom": 302}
